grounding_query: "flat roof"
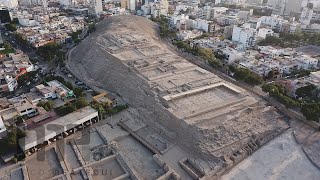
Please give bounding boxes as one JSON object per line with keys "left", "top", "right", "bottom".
{"left": 295, "top": 45, "right": 320, "bottom": 57}
{"left": 19, "top": 106, "right": 98, "bottom": 151}
{"left": 9, "top": 97, "right": 35, "bottom": 113}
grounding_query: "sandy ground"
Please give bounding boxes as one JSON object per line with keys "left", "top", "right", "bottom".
{"left": 25, "top": 148, "right": 63, "bottom": 180}
{"left": 222, "top": 130, "right": 320, "bottom": 180}
{"left": 116, "top": 135, "right": 165, "bottom": 179}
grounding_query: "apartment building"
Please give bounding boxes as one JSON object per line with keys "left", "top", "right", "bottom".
{"left": 232, "top": 26, "right": 257, "bottom": 49}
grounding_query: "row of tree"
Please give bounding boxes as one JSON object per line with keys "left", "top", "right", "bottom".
{"left": 55, "top": 97, "right": 88, "bottom": 116}
{"left": 173, "top": 40, "right": 222, "bottom": 68}
{"left": 229, "top": 66, "right": 264, "bottom": 86}
{"left": 258, "top": 32, "right": 320, "bottom": 48}
{"left": 91, "top": 102, "right": 128, "bottom": 119}
{"left": 36, "top": 42, "right": 62, "bottom": 62}
{"left": 262, "top": 83, "right": 300, "bottom": 108}
{"left": 295, "top": 84, "right": 320, "bottom": 122}
{"left": 262, "top": 83, "right": 320, "bottom": 122}
{"left": 150, "top": 16, "right": 176, "bottom": 38}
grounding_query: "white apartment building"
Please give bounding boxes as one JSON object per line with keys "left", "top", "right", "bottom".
{"left": 257, "top": 28, "right": 274, "bottom": 39}
{"left": 171, "top": 14, "right": 189, "bottom": 25}
{"left": 259, "top": 15, "right": 285, "bottom": 29}
{"left": 246, "top": 0, "right": 263, "bottom": 5}
{"left": 259, "top": 15, "right": 300, "bottom": 33}
{"left": 141, "top": 3, "right": 151, "bottom": 15}
{"left": 197, "top": 6, "right": 228, "bottom": 20}
{"left": 0, "top": 0, "right": 18, "bottom": 8}
{"left": 0, "top": 75, "right": 18, "bottom": 92}
{"left": 93, "top": 0, "right": 103, "bottom": 15}
{"left": 222, "top": 0, "right": 245, "bottom": 4}
{"left": 300, "top": 2, "right": 314, "bottom": 27}
{"left": 59, "top": 0, "right": 74, "bottom": 7}
{"left": 129, "top": 0, "right": 136, "bottom": 11}
{"left": 219, "top": 48, "right": 242, "bottom": 64}
{"left": 281, "top": 22, "right": 301, "bottom": 33}
{"left": 217, "top": 15, "right": 240, "bottom": 26}
{"left": 232, "top": 26, "right": 257, "bottom": 49}
{"left": 150, "top": 1, "right": 168, "bottom": 18}
{"left": 192, "top": 19, "right": 214, "bottom": 32}
{"left": 237, "top": 10, "right": 252, "bottom": 21}
{"left": 296, "top": 55, "right": 319, "bottom": 70}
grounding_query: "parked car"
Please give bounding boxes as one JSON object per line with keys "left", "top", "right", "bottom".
{"left": 76, "top": 81, "right": 84, "bottom": 85}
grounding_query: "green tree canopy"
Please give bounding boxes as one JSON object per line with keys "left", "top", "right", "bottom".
{"left": 295, "top": 84, "right": 316, "bottom": 98}
{"left": 301, "top": 103, "right": 320, "bottom": 122}
{"left": 37, "top": 42, "right": 62, "bottom": 61}
{"left": 231, "top": 67, "right": 263, "bottom": 86}
{"left": 5, "top": 23, "right": 17, "bottom": 32}
{"left": 37, "top": 101, "right": 54, "bottom": 111}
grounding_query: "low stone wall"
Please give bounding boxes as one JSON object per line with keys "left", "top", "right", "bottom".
{"left": 201, "top": 128, "right": 289, "bottom": 180}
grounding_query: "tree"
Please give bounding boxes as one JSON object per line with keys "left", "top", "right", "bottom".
{"left": 295, "top": 84, "right": 316, "bottom": 99}
{"left": 71, "top": 30, "right": 81, "bottom": 40}
{"left": 91, "top": 103, "right": 107, "bottom": 119}
{"left": 37, "top": 42, "right": 62, "bottom": 61}
{"left": 0, "top": 42, "right": 15, "bottom": 54}
{"left": 17, "top": 73, "right": 31, "bottom": 85}
{"left": 14, "top": 33, "right": 29, "bottom": 45}
{"left": 301, "top": 103, "right": 320, "bottom": 122}
{"left": 277, "top": 94, "right": 300, "bottom": 108}
{"left": 297, "top": 70, "right": 311, "bottom": 78}
{"left": 262, "top": 83, "right": 300, "bottom": 108}
{"left": 5, "top": 23, "right": 17, "bottom": 32}
{"left": 7, "top": 127, "right": 26, "bottom": 146}
{"left": 230, "top": 67, "right": 263, "bottom": 86}
{"left": 37, "top": 101, "right": 54, "bottom": 111}
{"left": 12, "top": 18, "right": 19, "bottom": 24}
{"left": 88, "top": 23, "right": 96, "bottom": 34}
{"left": 55, "top": 102, "right": 77, "bottom": 116}
{"left": 267, "top": 69, "right": 279, "bottom": 79}
{"left": 75, "top": 97, "right": 88, "bottom": 109}
{"left": 197, "top": 48, "right": 215, "bottom": 61}
{"left": 15, "top": 116, "right": 24, "bottom": 125}
{"left": 74, "top": 87, "right": 84, "bottom": 97}
{"left": 258, "top": 36, "right": 281, "bottom": 46}
{"left": 64, "top": 81, "right": 73, "bottom": 90}
{"left": 245, "top": 73, "right": 263, "bottom": 85}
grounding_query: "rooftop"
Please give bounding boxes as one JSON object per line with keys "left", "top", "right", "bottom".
{"left": 19, "top": 106, "right": 98, "bottom": 151}
{"left": 8, "top": 97, "right": 35, "bottom": 114}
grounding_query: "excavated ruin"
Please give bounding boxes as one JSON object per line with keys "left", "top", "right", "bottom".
{"left": 67, "top": 15, "right": 289, "bottom": 179}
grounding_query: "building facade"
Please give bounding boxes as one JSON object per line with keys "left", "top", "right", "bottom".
{"left": 232, "top": 26, "right": 257, "bottom": 49}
